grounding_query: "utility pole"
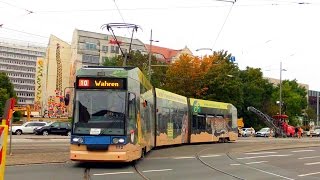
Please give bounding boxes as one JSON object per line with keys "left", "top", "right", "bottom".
{"left": 148, "top": 29, "right": 153, "bottom": 80}
{"left": 148, "top": 29, "right": 159, "bottom": 80}
{"left": 279, "top": 62, "right": 282, "bottom": 118}
{"left": 317, "top": 91, "right": 319, "bottom": 126}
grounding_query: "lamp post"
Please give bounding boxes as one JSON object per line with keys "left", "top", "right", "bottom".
{"left": 279, "top": 61, "right": 287, "bottom": 118}
{"left": 148, "top": 29, "right": 159, "bottom": 80}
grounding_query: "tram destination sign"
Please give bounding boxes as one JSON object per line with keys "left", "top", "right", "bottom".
{"left": 76, "top": 77, "right": 127, "bottom": 89}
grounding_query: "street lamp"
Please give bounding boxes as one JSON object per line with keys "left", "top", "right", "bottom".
{"left": 148, "top": 29, "right": 159, "bottom": 80}
{"left": 279, "top": 61, "right": 287, "bottom": 118}
{"left": 279, "top": 54, "right": 294, "bottom": 118}
{"left": 195, "top": 48, "right": 213, "bottom": 58}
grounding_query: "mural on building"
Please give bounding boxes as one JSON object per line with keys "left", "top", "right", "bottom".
{"left": 42, "top": 35, "right": 71, "bottom": 118}
{"left": 34, "top": 58, "right": 44, "bottom": 112}
{"left": 46, "top": 90, "right": 67, "bottom": 118}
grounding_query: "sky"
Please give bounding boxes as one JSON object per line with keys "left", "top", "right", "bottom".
{"left": 1, "top": 0, "right": 320, "bottom": 90}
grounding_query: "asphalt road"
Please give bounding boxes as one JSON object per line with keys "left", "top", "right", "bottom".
{"left": 5, "top": 137, "right": 320, "bottom": 180}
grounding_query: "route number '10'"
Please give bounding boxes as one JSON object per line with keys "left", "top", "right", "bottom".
{"left": 78, "top": 79, "right": 90, "bottom": 87}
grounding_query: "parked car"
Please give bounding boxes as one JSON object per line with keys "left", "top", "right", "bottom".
{"left": 307, "top": 129, "right": 320, "bottom": 137}
{"left": 241, "top": 128, "right": 255, "bottom": 137}
{"left": 34, "top": 122, "right": 71, "bottom": 136}
{"left": 11, "top": 121, "right": 48, "bottom": 135}
{"left": 255, "top": 127, "right": 270, "bottom": 137}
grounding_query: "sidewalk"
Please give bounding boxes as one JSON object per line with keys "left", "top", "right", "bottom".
{"left": 6, "top": 152, "right": 70, "bottom": 166}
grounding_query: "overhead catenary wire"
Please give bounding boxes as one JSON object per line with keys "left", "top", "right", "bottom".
{"left": 211, "top": 0, "right": 236, "bottom": 51}
{"left": 113, "top": 0, "right": 131, "bottom": 36}
{"left": 0, "top": 0, "right": 33, "bottom": 14}
{"left": 31, "top": 1, "right": 315, "bottom": 14}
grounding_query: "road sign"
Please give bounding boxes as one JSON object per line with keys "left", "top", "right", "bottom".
{"left": 0, "top": 125, "right": 8, "bottom": 180}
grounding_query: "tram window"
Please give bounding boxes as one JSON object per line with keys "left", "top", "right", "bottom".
{"left": 128, "top": 93, "right": 136, "bottom": 130}
{"left": 197, "top": 115, "right": 206, "bottom": 130}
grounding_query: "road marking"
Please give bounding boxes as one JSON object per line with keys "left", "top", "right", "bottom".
{"left": 298, "top": 172, "right": 320, "bottom": 177}
{"left": 200, "top": 154, "right": 221, "bottom": 158}
{"left": 173, "top": 156, "right": 195, "bottom": 159}
{"left": 245, "top": 152, "right": 276, "bottom": 155}
{"left": 299, "top": 171, "right": 320, "bottom": 177}
{"left": 299, "top": 156, "right": 320, "bottom": 160}
{"left": 230, "top": 163, "right": 241, "bottom": 166}
{"left": 291, "top": 149, "right": 314, "bottom": 153}
{"left": 246, "top": 161, "right": 268, "bottom": 165}
{"left": 93, "top": 171, "right": 134, "bottom": 176}
{"left": 253, "top": 168, "right": 295, "bottom": 180}
{"left": 237, "top": 154, "right": 292, "bottom": 160}
{"left": 305, "top": 162, "right": 320, "bottom": 165}
{"left": 142, "top": 169, "right": 172, "bottom": 173}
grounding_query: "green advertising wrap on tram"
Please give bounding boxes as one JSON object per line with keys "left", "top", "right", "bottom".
{"left": 189, "top": 98, "right": 238, "bottom": 143}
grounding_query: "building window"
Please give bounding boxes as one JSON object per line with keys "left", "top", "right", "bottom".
{"left": 85, "top": 43, "right": 97, "bottom": 50}
{"left": 111, "top": 46, "right": 115, "bottom": 53}
{"left": 82, "top": 55, "right": 99, "bottom": 64}
{"left": 115, "top": 46, "right": 120, "bottom": 54}
{"left": 102, "top": 45, "right": 108, "bottom": 52}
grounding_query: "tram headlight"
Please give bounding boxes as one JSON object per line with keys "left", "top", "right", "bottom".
{"left": 112, "top": 137, "right": 125, "bottom": 144}
{"left": 72, "top": 137, "right": 84, "bottom": 144}
{"left": 112, "top": 138, "right": 119, "bottom": 144}
{"left": 118, "top": 138, "right": 125, "bottom": 143}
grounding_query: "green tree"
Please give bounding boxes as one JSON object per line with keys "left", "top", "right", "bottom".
{"left": 271, "top": 79, "right": 308, "bottom": 126}
{"left": 0, "top": 72, "right": 15, "bottom": 116}
{"left": 202, "top": 51, "right": 244, "bottom": 111}
{"left": 0, "top": 88, "right": 10, "bottom": 117}
{"left": 102, "top": 56, "right": 120, "bottom": 66}
{"left": 239, "top": 67, "right": 275, "bottom": 129}
{"left": 101, "top": 51, "right": 168, "bottom": 88}
{"left": 0, "top": 72, "right": 15, "bottom": 97}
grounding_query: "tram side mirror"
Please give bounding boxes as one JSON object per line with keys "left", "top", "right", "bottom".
{"left": 64, "top": 93, "right": 70, "bottom": 106}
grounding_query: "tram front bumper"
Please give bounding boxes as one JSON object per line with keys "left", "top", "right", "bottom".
{"left": 70, "top": 150, "right": 130, "bottom": 162}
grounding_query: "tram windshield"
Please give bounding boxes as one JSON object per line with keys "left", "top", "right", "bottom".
{"left": 73, "top": 90, "right": 126, "bottom": 135}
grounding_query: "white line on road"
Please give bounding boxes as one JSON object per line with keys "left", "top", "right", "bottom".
{"left": 230, "top": 164, "right": 241, "bottom": 166}
{"left": 142, "top": 169, "right": 172, "bottom": 173}
{"left": 291, "top": 149, "right": 315, "bottom": 153}
{"left": 299, "top": 156, "right": 320, "bottom": 160}
{"left": 245, "top": 152, "right": 276, "bottom": 155}
{"left": 298, "top": 171, "right": 320, "bottom": 177}
{"left": 173, "top": 156, "right": 195, "bottom": 159}
{"left": 245, "top": 161, "right": 268, "bottom": 165}
{"left": 305, "top": 162, "right": 320, "bottom": 165}
{"left": 237, "top": 154, "right": 293, "bottom": 160}
{"left": 200, "top": 154, "right": 221, "bottom": 158}
{"left": 253, "top": 168, "right": 295, "bottom": 180}
{"left": 93, "top": 171, "right": 134, "bottom": 176}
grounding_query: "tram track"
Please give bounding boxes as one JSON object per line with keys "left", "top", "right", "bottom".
{"left": 83, "top": 167, "right": 91, "bottom": 180}
{"left": 133, "top": 160, "right": 150, "bottom": 180}
{"left": 195, "top": 147, "right": 245, "bottom": 180}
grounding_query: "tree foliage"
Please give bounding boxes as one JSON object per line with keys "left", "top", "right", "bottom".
{"left": 101, "top": 49, "right": 309, "bottom": 130}
{"left": 101, "top": 51, "right": 168, "bottom": 88}
{"left": 0, "top": 72, "right": 15, "bottom": 116}
{"left": 164, "top": 54, "right": 202, "bottom": 97}
{"left": 270, "top": 79, "right": 307, "bottom": 126}
{"left": 239, "top": 67, "right": 275, "bottom": 129}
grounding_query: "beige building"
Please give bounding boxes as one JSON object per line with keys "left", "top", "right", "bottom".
{"left": 265, "top": 77, "right": 309, "bottom": 90}
{"left": 40, "top": 35, "right": 71, "bottom": 117}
